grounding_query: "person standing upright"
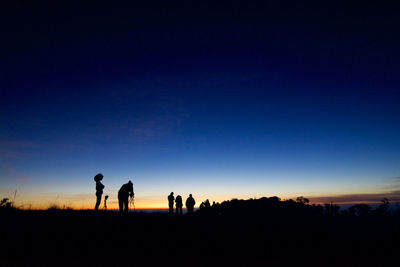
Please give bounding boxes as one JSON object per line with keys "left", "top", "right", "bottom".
{"left": 175, "top": 195, "right": 183, "bottom": 215}
{"left": 104, "top": 195, "right": 109, "bottom": 210}
{"left": 94, "top": 173, "right": 105, "bottom": 211}
{"left": 168, "top": 192, "right": 175, "bottom": 214}
{"left": 185, "top": 194, "right": 195, "bottom": 214}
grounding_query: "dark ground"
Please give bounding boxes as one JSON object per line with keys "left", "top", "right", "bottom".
{"left": 1, "top": 210, "right": 399, "bottom": 266}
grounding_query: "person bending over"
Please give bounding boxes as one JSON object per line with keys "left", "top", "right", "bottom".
{"left": 118, "top": 180, "right": 134, "bottom": 213}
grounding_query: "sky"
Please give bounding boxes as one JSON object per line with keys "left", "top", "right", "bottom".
{"left": 1, "top": 1, "right": 400, "bottom": 209}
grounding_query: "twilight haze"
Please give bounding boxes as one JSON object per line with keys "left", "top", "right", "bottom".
{"left": 1, "top": 1, "right": 399, "bottom": 209}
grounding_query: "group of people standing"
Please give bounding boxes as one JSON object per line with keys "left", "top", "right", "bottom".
{"left": 94, "top": 173, "right": 134, "bottom": 213}
{"left": 94, "top": 173, "right": 198, "bottom": 214}
{"left": 168, "top": 192, "right": 196, "bottom": 214}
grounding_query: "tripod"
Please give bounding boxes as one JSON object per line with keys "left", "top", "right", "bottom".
{"left": 103, "top": 195, "right": 109, "bottom": 210}
{"left": 129, "top": 195, "right": 135, "bottom": 212}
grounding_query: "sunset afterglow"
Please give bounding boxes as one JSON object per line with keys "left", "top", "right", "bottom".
{"left": 1, "top": 1, "right": 399, "bottom": 210}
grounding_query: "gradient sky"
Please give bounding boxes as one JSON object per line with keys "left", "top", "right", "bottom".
{"left": 1, "top": 1, "right": 400, "bottom": 209}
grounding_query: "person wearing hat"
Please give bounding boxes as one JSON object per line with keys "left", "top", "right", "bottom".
{"left": 118, "top": 180, "right": 134, "bottom": 213}
{"left": 94, "top": 173, "right": 105, "bottom": 211}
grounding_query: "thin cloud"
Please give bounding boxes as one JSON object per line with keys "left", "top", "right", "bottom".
{"left": 309, "top": 190, "right": 400, "bottom": 204}
{"left": 0, "top": 148, "right": 24, "bottom": 159}
{"left": 13, "top": 175, "right": 31, "bottom": 183}
{"left": 0, "top": 163, "right": 32, "bottom": 183}
{"left": 131, "top": 114, "right": 184, "bottom": 139}
{"left": 0, "top": 140, "right": 40, "bottom": 148}
{"left": 0, "top": 139, "right": 85, "bottom": 160}
{"left": 0, "top": 140, "right": 41, "bottom": 160}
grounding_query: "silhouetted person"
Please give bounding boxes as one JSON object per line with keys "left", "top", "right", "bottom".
{"left": 104, "top": 195, "right": 109, "bottom": 210}
{"left": 202, "top": 199, "right": 211, "bottom": 215}
{"left": 175, "top": 195, "right": 183, "bottom": 215}
{"left": 168, "top": 192, "right": 175, "bottom": 214}
{"left": 94, "top": 173, "right": 104, "bottom": 211}
{"left": 211, "top": 201, "right": 220, "bottom": 215}
{"left": 204, "top": 199, "right": 211, "bottom": 209}
{"left": 185, "top": 194, "right": 195, "bottom": 214}
{"left": 118, "top": 181, "right": 134, "bottom": 213}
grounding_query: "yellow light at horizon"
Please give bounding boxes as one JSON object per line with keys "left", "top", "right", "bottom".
{"left": 11, "top": 190, "right": 398, "bottom": 210}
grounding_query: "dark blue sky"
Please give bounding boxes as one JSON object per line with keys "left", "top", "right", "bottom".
{"left": 1, "top": 1, "right": 399, "bottom": 208}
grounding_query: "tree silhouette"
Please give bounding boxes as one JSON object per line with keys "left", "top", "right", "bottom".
{"left": 0, "top": 198, "right": 15, "bottom": 212}
{"left": 375, "top": 198, "right": 390, "bottom": 216}
{"left": 348, "top": 204, "right": 371, "bottom": 216}
{"left": 324, "top": 203, "right": 340, "bottom": 216}
{"left": 296, "top": 196, "right": 310, "bottom": 205}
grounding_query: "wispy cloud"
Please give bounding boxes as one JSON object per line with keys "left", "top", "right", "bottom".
{"left": 393, "top": 176, "right": 400, "bottom": 183}
{"left": 131, "top": 114, "right": 185, "bottom": 139}
{"left": 308, "top": 175, "right": 400, "bottom": 204}
{"left": 0, "top": 140, "right": 41, "bottom": 148}
{"left": 0, "top": 139, "right": 86, "bottom": 159}
{"left": 0, "top": 140, "right": 41, "bottom": 160}
{"left": 0, "top": 148, "right": 23, "bottom": 159}
{"left": 309, "top": 190, "right": 400, "bottom": 204}
{"left": 0, "top": 163, "right": 32, "bottom": 183}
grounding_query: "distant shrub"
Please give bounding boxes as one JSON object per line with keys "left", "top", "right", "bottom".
{"left": 0, "top": 197, "right": 16, "bottom": 212}
{"left": 324, "top": 203, "right": 340, "bottom": 216}
{"left": 47, "top": 204, "right": 73, "bottom": 211}
{"left": 296, "top": 196, "right": 310, "bottom": 204}
{"left": 201, "top": 196, "right": 324, "bottom": 217}
{"left": 348, "top": 204, "right": 371, "bottom": 216}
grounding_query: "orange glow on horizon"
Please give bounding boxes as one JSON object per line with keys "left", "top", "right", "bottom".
{"left": 14, "top": 192, "right": 399, "bottom": 210}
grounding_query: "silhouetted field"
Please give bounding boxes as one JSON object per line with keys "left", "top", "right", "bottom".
{"left": 1, "top": 206, "right": 399, "bottom": 267}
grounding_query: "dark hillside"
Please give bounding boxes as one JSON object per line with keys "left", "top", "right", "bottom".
{"left": 1, "top": 208, "right": 399, "bottom": 266}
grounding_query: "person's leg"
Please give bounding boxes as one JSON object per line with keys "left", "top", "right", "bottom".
{"left": 119, "top": 198, "right": 123, "bottom": 212}
{"left": 124, "top": 198, "right": 129, "bottom": 212}
{"left": 95, "top": 194, "right": 101, "bottom": 210}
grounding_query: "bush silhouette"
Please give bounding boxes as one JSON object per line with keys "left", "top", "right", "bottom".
{"left": 197, "top": 196, "right": 325, "bottom": 217}
{"left": 0, "top": 197, "right": 17, "bottom": 214}
{"left": 348, "top": 204, "right": 371, "bottom": 216}
{"left": 47, "top": 204, "right": 73, "bottom": 211}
